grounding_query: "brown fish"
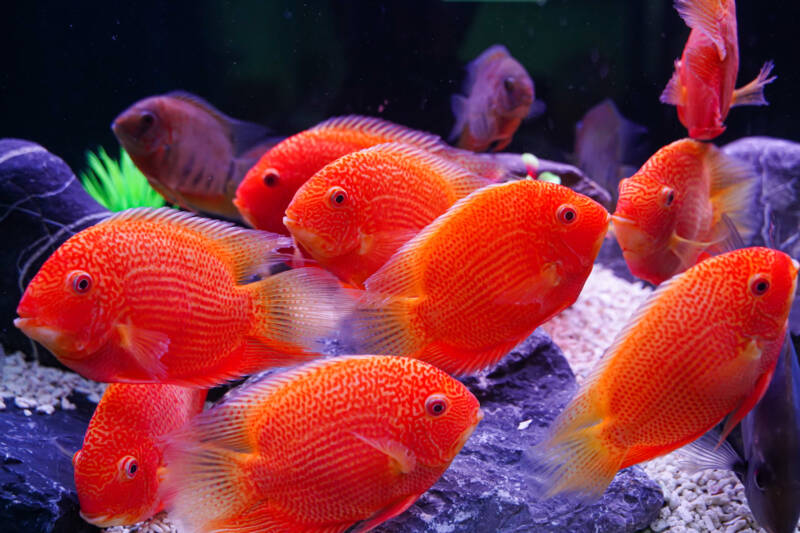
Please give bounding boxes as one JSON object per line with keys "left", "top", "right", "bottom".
{"left": 449, "top": 45, "right": 535, "bottom": 153}
{"left": 112, "top": 91, "right": 280, "bottom": 220}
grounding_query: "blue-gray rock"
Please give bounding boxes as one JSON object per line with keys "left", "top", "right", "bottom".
{"left": 0, "top": 395, "right": 99, "bottom": 533}
{"left": 0, "top": 139, "right": 110, "bottom": 363}
{"left": 375, "top": 331, "right": 664, "bottom": 533}
{"left": 722, "top": 137, "right": 800, "bottom": 333}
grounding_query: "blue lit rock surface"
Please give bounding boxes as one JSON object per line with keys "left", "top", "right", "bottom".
{"left": 0, "top": 395, "right": 99, "bottom": 533}
{"left": 375, "top": 331, "right": 664, "bottom": 533}
{"left": 0, "top": 139, "right": 109, "bottom": 362}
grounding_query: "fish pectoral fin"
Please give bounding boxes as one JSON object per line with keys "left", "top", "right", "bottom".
{"left": 115, "top": 322, "right": 170, "bottom": 379}
{"left": 731, "top": 61, "right": 777, "bottom": 107}
{"left": 350, "top": 432, "right": 417, "bottom": 475}
{"left": 349, "top": 493, "right": 421, "bottom": 533}
{"left": 492, "top": 261, "right": 560, "bottom": 306}
{"left": 670, "top": 233, "right": 717, "bottom": 270}
{"left": 659, "top": 61, "right": 685, "bottom": 106}
{"left": 677, "top": 430, "right": 743, "bottom": 474}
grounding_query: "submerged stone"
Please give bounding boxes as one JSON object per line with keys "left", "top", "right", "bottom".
{"left": 0, "top": 139, "right": 109, "bottom": 365}
{"left": 375, "top": 331, "right": 664, "bottom": 533}
{"left": 0, "top": 394, "right": 98, "bottom": 533}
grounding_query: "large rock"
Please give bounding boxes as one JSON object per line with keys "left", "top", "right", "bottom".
{"left": 0, "top": 139, "right": 110, "bottom": 363}
{"left": 376, "top": 331, "right": 664, "bottom": 533}
{"left": 0, "top": 395, "right": 98, "bottom": 533}
{"left": 723, "top": 137, "right": 800, "bottom": 333}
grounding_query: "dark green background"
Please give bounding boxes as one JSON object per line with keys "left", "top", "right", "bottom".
{"left": 2, "top": 0, "right": 796, "bottom": 174}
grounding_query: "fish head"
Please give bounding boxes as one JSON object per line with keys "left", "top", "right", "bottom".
{"left": 15, "top": 230, "right": 120, "bottom": 369}
{"left": 406, "top": 362, "right": 482, "bottom": 468}
{"left": 234, "top": 140, "right": 319, "bottom": 234}
{"left": 283, "top": 166, "right": 361, "bottom": 266}
{"left": 536, "top": 182, "right": 610, "bottom": 271}
{"left": 493, "top": 58, "right": 535, "bottom": 117}
{"left": 111, "top": 96, "right": 170, "bottom": 157}
{"left": 743, "top": 452, "right": 800, "bottom": 533}
{"left": 73, "top": 431, "right": 162, "bottom": 527}
{"left": 732, "top": 249, "right": 799, "bottom": 340}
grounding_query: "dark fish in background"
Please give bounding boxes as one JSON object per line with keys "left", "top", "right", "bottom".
{"left": 573, "top": 99, "right": 647, "bottom": 205}
{"left": 112, "top": 91, "right": 281, "bottom": 220}
{"left": 682, "top": 333, "right": 800, "bottom": 533}
{"left": 449, "top": 44, "right": 535, "bottom": 153}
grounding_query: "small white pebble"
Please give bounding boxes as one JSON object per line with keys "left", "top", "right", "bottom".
{"left": 23, "top": 409, "right": 32, "bottom": 416}
{"left": 517, "top": 419, "right": 532, "bottom": 430}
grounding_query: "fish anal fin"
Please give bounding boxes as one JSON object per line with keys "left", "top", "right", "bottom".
{"left": 731, "top": 61, "right": 777, "bottom": 107}
{"left": 313, "top": 115, "right": 445, "bottom": 155}
{"left": 350, "top": 493, "right": 421, "bottom": 533}
{"left": 674, "top": 0, "right": 727, "bottom": 60}
{"left": 620, "top": 424, "right": 712, "bottom": 469}
{"left": 718, "top": 354, "right": 775, "bottom": 445}
{"left": 192, "top": 499, "right": 351, "bottom": 533}
{"left": 115, "top": 322, "right": 170, "bottom": 380}
{"left": 351, "top": 432, "right": 417, "bottom": 475}
{"left": 677, "top": 430, "right": 743, "bottom": 474}
{"left": 660, "top": 62, "right": 685, "bottom": 106}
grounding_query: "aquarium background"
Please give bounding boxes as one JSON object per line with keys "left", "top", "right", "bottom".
{"left": 3, "top": 0, "right": 798, "bottom": 177}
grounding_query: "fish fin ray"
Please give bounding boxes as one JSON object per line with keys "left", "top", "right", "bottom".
{"left": 115, "top": 322, "right": 170, "bottom": 380}
{"left": 731, "top": 61, "right": 777, "bottom": 107}
{"left": 705, "top": 146, "right": 759, "bottom": 244}
{"left": 350, "top": 432, "right": 417, "bottom": 475}
{"left": 349, "top": 494, "right": 421, "bottom": 533}
{"left": 659, "top": 62, "right": 685, "bottom": 106}
{"left": 718, "top": 359, "right": 776, "bottom": 444}
{"left": 103, "top": 207, "right": 293, "bottom": 283}
{"left": 349, "top": 294, "right": 425, "bottom": 357}
{"left": 677, "top": 431, "right": 742, "bottom": 473}
{"left": 312, "top": 115, "right": 445, "bottom": 155}
{"left": 674, "top": 0, "right": 727, "bottom": 60}
{"left": 422, "top": 339, "right": 521, "bottom": 376}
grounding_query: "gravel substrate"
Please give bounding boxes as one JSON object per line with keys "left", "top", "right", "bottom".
{"left": 4, "top": 262, "right": 796, "bottom": 532}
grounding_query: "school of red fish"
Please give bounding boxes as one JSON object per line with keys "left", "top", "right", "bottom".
{"left": 12, "top": 0, "right": 800, "bottom": 531}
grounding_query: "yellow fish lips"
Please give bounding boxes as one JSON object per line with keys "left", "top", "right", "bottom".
{"left": 79, "top": 510, "right": 133, "bottom": 528}
{"left": 13, "top": 317, "right": 73, "bottom": 356}
{"left": 610, "top": 214, "right": 652, "bottom": 254}
{"left": 282, "top": 216, "right": 337, "bottom": 258}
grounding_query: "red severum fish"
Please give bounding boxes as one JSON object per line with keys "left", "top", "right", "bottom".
{"left": 612, "top": 138, "right": 757, "bottom": 285}
{"left": 163, "top": 355, "right": 482, "bottom": 532}
{"left": 14, "top": 207, "right": 346, "bottom": 386}
{"left": 284, "top": 143, "right": 491, "bottom": 288}
{"left": 660, "top": 0, "right": 776, "bottom": 140}
{"left": 113, "top": 91, "right": 280, "bottom": 220}
{"left": 73, "top": 384, "right": 206, "bottom": 527}
{"left": 233, "top": 115, "right": 519, "bottom": 234}
{"left": 450, "top": 44, "right": 535, "bottom": 152}
{"left": 352, "top": 179, "right": 610, "bottom": 375}
{"left": 525, "top": 247, "right": 799, "bottom": 503}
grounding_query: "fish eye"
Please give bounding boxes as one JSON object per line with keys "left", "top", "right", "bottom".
{"left": 754, "top": 467, "right": 771, "bottom": 490}
{"left": 262, "top": 169, "right": 280, "bottom": 187}
{"left": 327, "top": 187, "right": 348, "bottom": 208}
{"left": 140, "top": 112, "right": 155, "bottom": 128}
{"left": 68, "top": 270, "right": 92, "bottom": 294}
{"left": 425, "top": 394, "right": 449, "bottom": 417}
{"left": 118, "top": 455, "right": 138, "bottom": 480}
{"left": 503, "top": 77, "right": 516, "bottom": 92}
{"left": 557, "top": 204, "right": 578, "bottom": 225}
{"left": 749, "top": 275, "right": 770, "bottom": 296}
{"left": 660, "top": 187, "right": 676, "bottom": 207}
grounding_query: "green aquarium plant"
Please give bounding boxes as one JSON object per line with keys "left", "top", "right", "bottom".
{"left": 79, "top": 146, "right": 166, "bottom": 211}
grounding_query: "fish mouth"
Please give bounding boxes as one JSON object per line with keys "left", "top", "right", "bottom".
{"left": 14, "top": 317, "right": 68, "bottom": 354}
{"left": 233, "top": 197, "right": 257, "bottom": 228}
{"left": 282, "top": 216, "right": 334, "bottom": 258}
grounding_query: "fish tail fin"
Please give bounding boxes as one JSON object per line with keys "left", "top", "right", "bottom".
{"left": 705, "top": 146, "right": 759, "bottom": 245}
{"left": 521, "top": 393, "right": 624, "bottom": 504}
{"left": 731, "top": 61, "right": 777, "bottom": 107}
{"left": 346, "top": 292, "right": 427, "bottom": 358}
{"left": 245, "top": 267, "right": 352, "bottom": 366}
{"left": 163, "top": 428, "right": 259, "bottom": 532}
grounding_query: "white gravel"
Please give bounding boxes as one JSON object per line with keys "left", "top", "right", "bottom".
{"left": 4, "top": 261, "right": 796, "bottom": 532}
{"left": 544, "top": 262, "right": 799, "bottom": 533}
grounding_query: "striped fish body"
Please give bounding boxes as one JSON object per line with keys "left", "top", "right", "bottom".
{"left": 15, "top": 208, "right": 346, "bottom": 386}
{"left": 164, "top": 355, "right": 482, "bottom": 533}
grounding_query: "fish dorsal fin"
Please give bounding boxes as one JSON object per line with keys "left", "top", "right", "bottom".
{"left": 364, "top": 181, "right": 507, "bottom": 296}
{"left": 364, "top": 142, "right": 491, "bottom": 197}
{"left": 677, "top": 430, "right": 743, "bottom": 473}
{"left": 674, "top": 0, "right": 727, "bottom": 61}
{"left": 166, "top": 90, "right": 273, "bottom": 156}
{"left": 312, "top": 115, "right": 445, "bottom": 155}
{"left": 581, "top": 274, "right": 681, "bottom": 389}
{"left": 103, "top": 207, "right": 293, "bottom": 283}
